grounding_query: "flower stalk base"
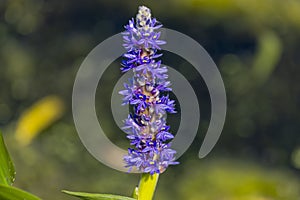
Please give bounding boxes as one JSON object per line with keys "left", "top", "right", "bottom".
{"left": 136, "top": 173, "right": 159, "bottom": 200}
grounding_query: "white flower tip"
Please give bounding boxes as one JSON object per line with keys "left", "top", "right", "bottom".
{"left": 136, "top": 6, "right": 152, "bottom": 28}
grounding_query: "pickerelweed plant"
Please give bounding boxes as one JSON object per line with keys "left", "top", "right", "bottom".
{"left": 64, "top": 6, "right": 178, "bottom": 200}
{"left": 120, "top": 6, "right": 178, "bottom": 175}
{"left": 120, "top": 5, "right": 179, "bottom": 199}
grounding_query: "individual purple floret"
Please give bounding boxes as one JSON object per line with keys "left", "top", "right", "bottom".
{"left": 119, "top": 6, "right": 178, "bottom": 175}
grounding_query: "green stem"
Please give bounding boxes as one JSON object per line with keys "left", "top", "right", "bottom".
{"left": 137, "top": 173, "right": 159, "bottom": 200}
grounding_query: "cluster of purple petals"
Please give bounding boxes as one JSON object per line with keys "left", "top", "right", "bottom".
{"left": 119, "top": 6, "right": 178, "bottom": 175}
{"left": 122, "top": 18, "right": 165, "bottom": 51}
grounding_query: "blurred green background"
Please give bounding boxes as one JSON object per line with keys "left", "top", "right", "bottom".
{"left": 1, "top": 0, "right": 300, "bottom": 199}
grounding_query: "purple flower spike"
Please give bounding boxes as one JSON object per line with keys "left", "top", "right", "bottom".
{"left": 119, "top": 6, "right": 178, "bottom": 174}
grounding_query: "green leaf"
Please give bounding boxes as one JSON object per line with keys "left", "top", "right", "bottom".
{"left": 62, "top": 190, "right": 136, "bottom": 200}
{"left": 0, "top": 184, "right": 41, "bottom": 200}
{"left": 0, "top": 131, "right": 15, "bottom": 186}
{"left": 137, "top": 173, "right": 159, "bottom": 200}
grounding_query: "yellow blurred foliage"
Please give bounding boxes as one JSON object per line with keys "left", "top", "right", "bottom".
{"left": 252, "top": 31, "right": 282, "bottom": 83}
{"left": 15, "top": 95, "right": 65, "bottom": 146}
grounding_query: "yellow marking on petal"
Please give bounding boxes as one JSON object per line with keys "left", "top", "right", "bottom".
{"left": 149, "top": 161, "right": 155, "bottom": 165}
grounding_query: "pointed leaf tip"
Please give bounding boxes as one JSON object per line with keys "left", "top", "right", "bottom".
{"left": 62, "top": 190, "right": 137, "bottom": 200}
